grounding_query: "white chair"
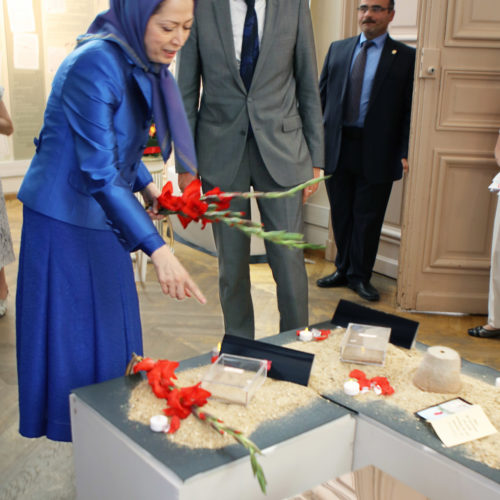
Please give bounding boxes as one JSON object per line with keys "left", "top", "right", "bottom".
{"left": 132, "top": 160, "right": 174, "bottom": 284}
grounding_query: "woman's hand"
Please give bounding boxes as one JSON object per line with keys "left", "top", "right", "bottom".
{"left": 0, "top": 100, "right": 14, "bottom": 136}
{"left": 141, "top": 182, "right": 164, "bottom": 221}
{"left": 151, "top": 244, "right": 206, "bottom": 304}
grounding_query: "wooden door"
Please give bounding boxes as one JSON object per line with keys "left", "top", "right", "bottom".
{"left": 398, "top": 0, "right": 500, "bottom": 313}
{"left": 373, "top": 3, "right": 418, "bottom": 279}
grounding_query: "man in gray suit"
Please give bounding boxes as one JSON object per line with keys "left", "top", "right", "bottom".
{"left": 176, "top": 0, "right": 324, "bottom": 339}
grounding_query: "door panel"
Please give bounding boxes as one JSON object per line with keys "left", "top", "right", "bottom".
{"left": 398, "top": 0, "right": 500, "bottom": 313}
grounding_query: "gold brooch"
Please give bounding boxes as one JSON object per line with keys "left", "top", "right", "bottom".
{"left": 392, "top": 49, "right": 397, "bottom": 55}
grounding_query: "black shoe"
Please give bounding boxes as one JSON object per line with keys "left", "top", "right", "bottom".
{"left": 348, "top": 281, "right": 380, "bottom": 301}
{"left": 316, "top": 271, "right": 348, "bottom": 288}
{"left": 468, "top": 325, "right": 500, "bottom": 338}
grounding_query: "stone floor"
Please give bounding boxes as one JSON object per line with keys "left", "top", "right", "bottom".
{"left": 0, "top": 198, "right": 498, "bottom": 500}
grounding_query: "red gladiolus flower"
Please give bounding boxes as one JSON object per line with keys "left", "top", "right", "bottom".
{"left": 157, "top": 180, "right": 212, "bottom": 228}
{"left": 157, "top": 360, "right": 179, "bottom": 383}
{"left": 183, "top": 382, "right": 211, "bottom": 407}
{"left": 176, "top": 214, "right": 192, "bottom": 229}
{"left": 150, "top": 377, "right": 171, "bottom": 399}
{"left": 204, "top": 186, "right": 233, "bottom": 211}
{"left": 143, "top": 146, "right": 161, "bottom": 155}
{"left": 349, "top": 369, "right": 367, "bottom": 380}
{"left": 181, "top": 178, "right": 202, "bottom": 202}
{"left": 157, "top": 182, "right": 184, "bottom": 212}
{"left": 132, "top": 357, "right": 212, "bottom": 434}
{"left": 167, "top": 415, "right": 181, "bottom": 434}
{"left": 165, "top": 388, "right": 192, "bottom": 419}
{"left": 348, "top": 369, "right": 371, "bottom": 390}
{"left": 133, "top": 357, "right": 156, "bottom": 374}
{"left": 180, "top": 179, "right": 209, "bottom": 220}
{"left": 348, "top": 369, "right": 395, "bottom": 396}
{"left": 134, "top": 359, "right": 179, "bottom": 399}
{"left": 370, "top": 376, "right": 395, "bottom": 395}
{"left": 314, "top": 329, "right": 332, "bottom": 341}
{"left": 164, "top": 383, "right": 211, "bottom": 419}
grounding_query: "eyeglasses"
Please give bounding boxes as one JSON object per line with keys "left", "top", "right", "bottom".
{"left": 357, "top": 5, "right": 392, "bottom": 14}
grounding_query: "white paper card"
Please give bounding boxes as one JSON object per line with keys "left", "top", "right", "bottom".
{"left": 430, "top": 404, "right": 497, "bottom": 447}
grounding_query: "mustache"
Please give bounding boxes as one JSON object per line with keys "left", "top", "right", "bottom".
{"left": 362, "top": 18, "right": 375, "bottom": 23}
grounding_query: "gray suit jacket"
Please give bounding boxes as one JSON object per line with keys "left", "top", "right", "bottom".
{"left": 176, "top": 0, "right": 324, "bottom": 188}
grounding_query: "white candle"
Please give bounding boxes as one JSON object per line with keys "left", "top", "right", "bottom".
{"left": 298, "top": 328, "right": 313, "bottom": 342}
{"left": 343, "top": 379, "right": 360, "bottom": 396}
{"left": 150, "top": 415, "right": 170, "bottom": 433}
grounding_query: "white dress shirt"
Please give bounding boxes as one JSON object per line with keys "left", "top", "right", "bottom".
{"left": 230, "top": 0, "right": 266, "bottom": 68}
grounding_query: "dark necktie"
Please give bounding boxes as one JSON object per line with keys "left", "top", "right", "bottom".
{"left": 240, "top": 0, "right": 259, "bottom": 91}
{"left": 345, "top": 41, "right": 374, "bottom": 124}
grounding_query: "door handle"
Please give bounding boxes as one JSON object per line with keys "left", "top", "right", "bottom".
{"left": 419, "top": 48, "right": 440, "bottom": 79}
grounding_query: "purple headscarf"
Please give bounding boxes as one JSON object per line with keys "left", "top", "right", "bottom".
{"left": 78, "top": 0, "right": 197, "bottom": 175}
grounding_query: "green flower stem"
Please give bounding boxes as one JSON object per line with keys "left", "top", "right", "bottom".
{"left": 125, "top": 352, "right": 143, "bottom": 376}
{"left": 201, "top": 175, "right": 329, "bottom": 202}
{"left": 156, "top": 176, "right": 329, "bottom": 250}
{"left": 193, "top": 409, "right": 267, "bottom": 494}
{"left": 157, "top": 208, "right": 325, "bottom": 250}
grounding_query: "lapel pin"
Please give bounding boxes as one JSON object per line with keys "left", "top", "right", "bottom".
{"left": 392, "top": 49, "right": 397, "bottom": 55}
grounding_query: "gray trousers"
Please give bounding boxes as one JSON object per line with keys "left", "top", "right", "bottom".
{"left": 489, "top": 196, "right": 500, "bottom": 327}
{"left": 202, "top": 137, "right": 309, "bottom": 339}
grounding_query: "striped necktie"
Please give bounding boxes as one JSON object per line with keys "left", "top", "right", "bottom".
{"left": 240, "top": 0, "right": 259, "bottom": 91}
{"left": 345, "top": 40, "right": 374, "bottom": 124}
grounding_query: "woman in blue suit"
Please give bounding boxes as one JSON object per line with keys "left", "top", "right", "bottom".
{"left": 16, "top": 0, "right": 204, "bottom": 442}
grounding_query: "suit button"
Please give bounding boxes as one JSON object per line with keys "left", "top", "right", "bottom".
{"left": 247, "top": 97, "right": 253, "bottom": 103}
{"left": 240, "top": 130, "right": 246, "bottom": 136}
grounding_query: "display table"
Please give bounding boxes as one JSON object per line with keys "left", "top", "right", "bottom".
{"left": 261, "top": 323, "right": 500, "bottom": 500}
{"left": 71, "top": 324, "right": 500, "bottom": 500}
{"left": 71, "top": 352, "right": 355, "bottom": 500}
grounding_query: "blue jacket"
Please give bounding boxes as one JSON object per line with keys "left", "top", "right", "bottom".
{"left": 18, "top": 39, "right": 164, "bottom": 255}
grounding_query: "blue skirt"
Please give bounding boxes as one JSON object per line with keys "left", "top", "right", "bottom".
{"left": 16, "top": 207, "right": 143, "bottom": 442}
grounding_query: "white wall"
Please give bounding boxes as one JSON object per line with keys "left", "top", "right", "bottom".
{"left": 0, "top": 0, "right": 105, "bottom": 193}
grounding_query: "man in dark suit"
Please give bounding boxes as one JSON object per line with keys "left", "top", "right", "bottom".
{"left": 317, "top": 0, "right": 415, "bottom": 301}
{"left": 176, "top": 0, "right": 324, "bottom": 338}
